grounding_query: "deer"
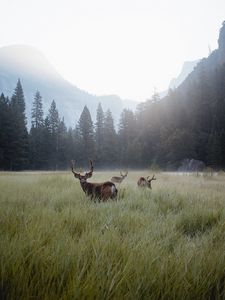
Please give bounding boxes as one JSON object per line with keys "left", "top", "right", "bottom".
{"left": 71, "top": 160, "right": 118, "bottom": 201}
{"left": 137, "top": 175, "right": 156, "bottom": 189}
{"left": 111, "top": 171, "right": 128, "bottom": 184}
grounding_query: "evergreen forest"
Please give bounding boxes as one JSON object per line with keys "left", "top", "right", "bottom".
{"left": 1, "top": 22, "right": 225, "bottom": 171}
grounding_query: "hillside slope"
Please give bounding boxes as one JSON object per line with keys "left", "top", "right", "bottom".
{"left": 0, "top": 45, "right": 135, "bottom": 126}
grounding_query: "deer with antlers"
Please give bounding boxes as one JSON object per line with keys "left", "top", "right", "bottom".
{"left": 71, "top": 160, "right": 118, "bottom": 201}
{"left": 111, "top": 171, "right": 128, "bottom": 184}
{"left": 137, "top": 175, "right": 156, "bottom": 189}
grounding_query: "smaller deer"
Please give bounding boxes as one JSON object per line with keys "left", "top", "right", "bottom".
{"left": 111, "top": 171, "right": 128, "bottom": 184}
{"left": 137, "top": 175, "right": 156, "bottom": 189}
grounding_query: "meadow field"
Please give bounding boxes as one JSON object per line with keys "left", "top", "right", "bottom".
{"left": 1, "top": 170, "right": 225, "bottom": 299}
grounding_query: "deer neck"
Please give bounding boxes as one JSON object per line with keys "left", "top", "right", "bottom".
{"left": 80, "top": 181, "right": 91, "bottom": 193}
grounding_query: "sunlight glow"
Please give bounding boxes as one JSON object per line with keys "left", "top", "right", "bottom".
{"left": 1, "top": 0, "right": 225, "bottom": 101}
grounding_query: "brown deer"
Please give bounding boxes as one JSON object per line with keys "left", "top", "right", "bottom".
{"left": 137, "top": 175, "right": 156, "bottom": 189}
{"left": 71, "top": 160, "right": 117, "bottom": 201}
{"left": 111, "top": 171, "right": 128, "bottom": 184}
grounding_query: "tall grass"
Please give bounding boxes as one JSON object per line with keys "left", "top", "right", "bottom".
{"left": 1, "top": 171, "right": 225, "bottom": 299}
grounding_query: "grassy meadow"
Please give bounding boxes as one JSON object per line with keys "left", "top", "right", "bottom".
{"left": 1, "top": 170, "right": 225, "bottom": 299}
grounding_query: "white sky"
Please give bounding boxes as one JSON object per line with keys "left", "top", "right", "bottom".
{"left": 0, "top": 0, "right": 225, "bottom": 101}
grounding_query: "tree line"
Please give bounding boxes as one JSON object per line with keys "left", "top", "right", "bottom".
{"left": 1, "top": 59, "right": 225, "bottom": 171}
{"left": 0, "top": 79, "right": 137, "bottom": 170}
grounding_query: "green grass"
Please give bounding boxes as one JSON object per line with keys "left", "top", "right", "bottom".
{"left": 1, "top": 171, "right": 225, "bottom": 299}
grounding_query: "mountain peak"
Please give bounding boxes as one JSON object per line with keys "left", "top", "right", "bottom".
{"left": 218, "top": 21, "right": 225, "bottom": 64}
{"left": 169, "top": 60, "right": 199, "bottom": 90}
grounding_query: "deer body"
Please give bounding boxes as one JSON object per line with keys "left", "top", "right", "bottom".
{"left": 80, "top": 180, "right": 117, "bottom": 200}
{"left": 137, "top": 175, "right": 156, "bottom": 189}
{"left": 111, "top": 171, "right": 128, "bottom": 184}
{"left": 71, "top": 160, "right": 117, "bottom": 201}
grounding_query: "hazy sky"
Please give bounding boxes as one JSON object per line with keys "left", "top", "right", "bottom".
{"left": 1, "top": 0, "right": 225, "bottom": 101}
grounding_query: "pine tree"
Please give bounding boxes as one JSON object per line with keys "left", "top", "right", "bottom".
{"left": 95, "top": 103, "right": 104, "bottom": 166}
{"left": 77, "top": 106, "right": 95, "bottom": 162}
{"left": 31, "top": 91, "right": 44, "bottom": 128}
{"left": 29, "top": 91, "right": 45, "bottom": 169}
{"left": 48, "top": 100, "right": 59, "bottom": 134}
{"left": 10, "top": 79, "right": 28, "bottom": 170}
{"left": 0, "top": 93, "right": 12, "bottom": 169}
{"left": 102, "top": 109, "right": 117, "bottom": 166}
{"left": 42, "top": 116, "right": 52, "bottom": 169}
{"left": 47, "top": 100, "right": 60, "bottom": 169}
{"left": 11, "top": 79, "right": 26, "bottom": 116}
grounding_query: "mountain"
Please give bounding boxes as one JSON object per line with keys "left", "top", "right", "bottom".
{"left": 160, "top": 21, "right": 225, "bottom": 167}
{"left": 159, "top": 60, "right": 200, "bottom": 99}
{"left": 0, "top": 45, "right": 203, "bottom": 127}
{"left": 0, "top": 45, "right": 136, "bottom": 127}
{"left": 131, "top": 21, "right": 225, "bottom": 169}
{"left": 168, "top": 60, "right": 200, "bottom": 89}
{"left": 175, "top": 21, "right": 225, "bottom": 95}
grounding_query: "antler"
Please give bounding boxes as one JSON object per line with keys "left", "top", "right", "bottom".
{"left": 147, "top": 175, "right": 156, "bottom": 182}
{"left": 85, "top": 160, "right": 93, "bottom": 179}
{"left": 71, "top": 160, "right": 81, "bottom": 178}
{"left": 120, "top": 170, "right": 128, "bottom": 177}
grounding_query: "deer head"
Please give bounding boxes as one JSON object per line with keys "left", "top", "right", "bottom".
{"left": 120, "top": 171, "right": 128, "bottom": 179}
{"left": 71, "top": 160, "right": 93, "bottom": 182}
{"left": 137, "top": 175, "right": 156, "bottom": 189}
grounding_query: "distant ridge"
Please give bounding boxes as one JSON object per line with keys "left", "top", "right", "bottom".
{"left": 0, "top": 45, "right": 136, "bottom": 126}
